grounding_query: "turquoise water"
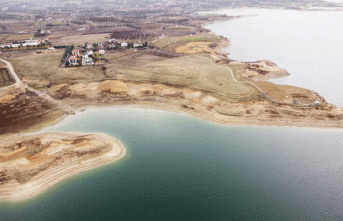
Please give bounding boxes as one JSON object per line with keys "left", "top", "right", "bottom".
{"left": 206, "top": 9, "right": 343, "bottom": 107}
{"left": 1, "top": 107, "right": 343, "bottom": 220}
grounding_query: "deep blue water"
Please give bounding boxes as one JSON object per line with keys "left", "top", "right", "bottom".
{"left": 1, "top": 108, "right": 343, "bottom": 220}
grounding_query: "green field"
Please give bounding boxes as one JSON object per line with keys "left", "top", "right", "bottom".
{"left": 165, "top": 26, "right": 191, "bottom": 30}
{"left": 35, "top": 21, "right": 65, "bottom": 26}
{"left": 183, "top": 36, "right": 222, "bottom": 42}
{"left": 4, "top": 34, "right": 35, "bottom": 41}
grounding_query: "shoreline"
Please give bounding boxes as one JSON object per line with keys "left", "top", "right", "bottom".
{"left": 40, "top": 98, "right": 343, "bottom": 132}
{"left": 0, "top": 132, "right": 126, "bottom": 202}
{"left": 1, "top": 7, "right": 343, "bottom": 203}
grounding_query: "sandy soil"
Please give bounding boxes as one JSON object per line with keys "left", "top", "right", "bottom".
{"left": 46, "top": 80, "right": 343, "bottom": 129}
{"left": 0, "top": 132, "right": 126, "bottom": 202}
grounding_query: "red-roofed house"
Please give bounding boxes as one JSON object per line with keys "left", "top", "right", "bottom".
{"left": 68, "top": 55, "right": 79, "bottom": 66}
{"left": 72, "top": 49, "right": 79, "bottom": 56}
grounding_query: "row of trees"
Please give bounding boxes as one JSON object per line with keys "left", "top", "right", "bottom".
{"left": 61, "top": 45, "right": 74, "bottom": 63}
{"left": 2, "top": 42, "right": 50, "bottom": 51}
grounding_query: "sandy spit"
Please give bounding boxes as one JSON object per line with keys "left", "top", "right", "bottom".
{"left": 0, "top": 132, "right": 126, "bottom": 202}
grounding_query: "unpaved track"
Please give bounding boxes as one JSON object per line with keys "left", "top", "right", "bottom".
{"left": 0, "top": 58, "right": 75, "bottom": 114}
{"left": 0, "top": 58, "right": 21, "bottom": 87}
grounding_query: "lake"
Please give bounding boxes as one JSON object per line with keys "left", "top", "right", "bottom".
{"left": 2, "top": 8, "right": 343, "bottom": 221}
{"left": 1, "top": 107, "right": 343, "bottom": 220}
{"left": 206, "top": 9, "right": 343, "bottom": 107}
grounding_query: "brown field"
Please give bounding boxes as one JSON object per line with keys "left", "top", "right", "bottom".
{"left": 54, "top": 33, "right": 111, "bottom": 45}
{"left": 0, "top": 68, "right": 14, "bottom": 88}
{"left": 110, "top": 30, "right": 150, "bottom": 40}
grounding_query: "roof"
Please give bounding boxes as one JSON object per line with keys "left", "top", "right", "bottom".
{"left": 68, "top": 56, "right": 77, "bottom": 61}
{"left": 82, "top": 58, "right": 93, "bottom": 62}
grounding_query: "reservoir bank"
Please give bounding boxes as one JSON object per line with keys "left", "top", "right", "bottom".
{"left": 1, "top": 107, "right": 343, "bottom": 220}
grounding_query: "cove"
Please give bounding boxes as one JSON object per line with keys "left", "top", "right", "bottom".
{"left": 1, "top": 107, "right": 343, "bottom": 220}
{"left": 206, "top": 9, "right": 343, "bottom": 107}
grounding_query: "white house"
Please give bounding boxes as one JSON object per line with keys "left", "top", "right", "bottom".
{"left": 99, "top": 49, "right": 105, "bottom": 55}
{"left": 87, "top": 50, "right": 93, "bottom": 56}
{"left": 109, "top": 39, "right": 116, "bottom": 43}
{"left": 313, "top": 100, "right": 321, "bottom": 106}
{"left": 121, "top": 42, "right": 128, "bottom": 48}
{"left": 22, "top": 38, "right": 41, "bottom": 47}
{"left": 10, "top": 44, "right": 20, "bottom": 48}
{"left": 82, "top": 57, "right": 94, "bottom": 65}
{"left": 134, "top": 43, "right": 143, "bottom": 48}
{"left": 82, "top": 53, "right": 89, "bottom": 59}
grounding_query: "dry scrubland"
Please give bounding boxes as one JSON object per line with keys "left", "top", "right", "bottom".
{"left": 4, "top": 33, "right": 325, "bottom": 106}
{"left": 0, "top": 33, "right": 342, "bottom": 136}
{"left": 7, "top": 49, "right": 256, "bottom": 102}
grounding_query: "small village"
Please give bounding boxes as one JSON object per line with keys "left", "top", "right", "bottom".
{"left": 61, "top": 39, "right": 148, "bottom": 67}
{"left": 0, "top": 36, "right": 149, "bottom": 67}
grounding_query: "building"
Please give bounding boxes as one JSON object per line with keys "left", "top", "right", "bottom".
{"left": 21, "top": 38, "right": 41, "bottom": 47}
{"left": 121, "top": 42, "right": 128, "bottom": 48}
{"left": 87, "top": 43, "right": 93, "bottom": 49}
{"left": 313, "top": 100, "right": 321, "bottom": 106}
{"left": 134, "top": 43, "right": 143, "bottom": 48}
{"left": 68, "top": 56, "right": 79, "bottom": 66}
{"left": 72, "top": 49, "right": 79, "bottom": 56}
{"left": 99, "top": 49, "right": 105, "bottom": 55}
{"left": 82, "top": 57, "right": 94, "bottom": 65}
{"left": 87, "top": 50, "right": 93, "bottom": 56}
{"left": 82, "top": 53, "right": 89, "bottom": 59}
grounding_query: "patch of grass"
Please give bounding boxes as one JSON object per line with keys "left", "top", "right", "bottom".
{"left": 8, "top": 50, "right": 107, "bottom": 84}
{"left": 105, "top": 54, "right": 254, "bottom": 102}
{"left": 165, "top": 26, "right": 191, "bottom": 31}
{"left": 35, "top": 21, "right": 49, "bottom": 26}
{"left": 52, "top": 21, "right": 65, "bottom": 26}
{"left": 5, "top": 34, "right": 35, "bottom": 41}
{"left": 0, "top": 34, "right": 8, "bottom": 41}
{"left": 86, "top": 21, "right": 97, "bottom": 26}
{"left": 35, "top": 21, "right": 64, "bottom": 27}
{"left": 183, "top": 36, "right": 222, "bottom": 42}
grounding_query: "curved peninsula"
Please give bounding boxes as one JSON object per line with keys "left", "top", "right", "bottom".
{"left": 0, "top": 132, "right": 126, "bottom": 202}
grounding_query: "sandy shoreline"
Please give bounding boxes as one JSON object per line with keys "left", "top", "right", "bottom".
{"left": 0, "top": 132, "right": 126, "bottom": 202}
